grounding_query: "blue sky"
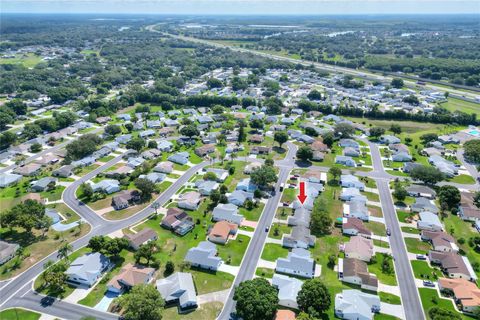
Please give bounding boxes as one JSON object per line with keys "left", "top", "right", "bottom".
{"left": 2, "top": 0, "right": 479, "bottom": 15}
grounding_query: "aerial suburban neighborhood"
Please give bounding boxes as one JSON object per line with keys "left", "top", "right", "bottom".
{"left": 0, "top": 5, "right": 480, "bottom": 320}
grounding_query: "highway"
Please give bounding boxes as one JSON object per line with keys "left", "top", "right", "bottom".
{"left": 217, "top": 142, "right": 297, "bottom": 319}
{"left": 145, "top": 24, "right": 480, "bottom": 102}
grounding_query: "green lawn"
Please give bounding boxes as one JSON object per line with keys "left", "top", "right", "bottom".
{"left": 255, "top": 267, "right": 275, "bottom": 278}
{"left": 401, "top": 226, "right": 421, "bottom": 234}
{"left": 368, "top": 253, "right": 397, "bottom": 286}
{"left": 0, "top": 53, "right": 43, "bottom": 68}
{"left": 448, "top": 174, "right": 476, "bottom": 184}
{"left": 0, "top": 309, "right": 41, "bottom": 320}
{"left": 275, "top": 207, "right": 293, "bottom": 220}
{"left": 374, "top": 314, "right": 402, "bottom": 320}
{"left": 98, "top": 155, "right": 115, "bottom": 163}
{"left": 239, "top": 202, "right": 265, "bottom": 221}
{"left": 261, "top": 243, "right": 289, "bottom": 262}
{"left": 443, "top": 214, "right": 480, "bottom": 279}
{"left": 162, "top": 302, "right": 223, "bottom": 320}
{"left": 280, "top": 188, "right": 296, "bottom": 203}
{"left": 379, "top": 291, "right": 402, "bottom": 305}
{"left": 411, "top": 260, "right": 443, "bottom": 280}
{"left": 404, "top": 238, "right": 431, "bottom": 254}
{"left": 217, "top": 234, "right": 251, "bottom": 266}
{"left": 397, "top": 210, "right": 414, "bottom": 222}
{"left": 268, "top": 223, "right": 292, "bottom": 240}
{"left": 438, "top": 97, "right": 480, "bottom": 115}
{"left": 419, "top": 288, "right": 475, "bottom": 320}
{"left": 365, "top": 221, "right": 387, "bottom": 237}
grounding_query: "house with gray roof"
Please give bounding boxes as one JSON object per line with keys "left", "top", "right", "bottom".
{"left": 236, "top": 178, "right": 257, "bottom": 193}
{"left": 335, "top": 289, "right": 380, "bottom": 320}
{"left": 146, "top": 120, "right": 162, "bottom": 128}
{"left": 417, "top": 211, "right": 443, "bottom": 232}
{"left": 66, "top": 252, "right": 110, "bottom": 286}
{"left": 157, "top": 272, "right": 197, "bottom": 311}
{"left": 344, "top": 199, "right": 369, "bottom": 221}
{"left": 379, "top": 135, "right": 401, "bottom": 145}
{"left": 271, "top": 274, "right": 303, "bottom": 309}
{"left": 411, "top": 197, "right": 438, "bottom": 214}
{"left": 168, "top": 153, "right": 189, "bottom": 165}
{"left": 336, "top": 156, "right": 356, "bottom": 167}
{"left": 139, "top": 129, "right": 156, "bottom": 138}
{"left": 212, "top": 203, "right": 244, "bottom": 225}
{"left": 428, "top": 155, "right": 458, "bottom": 177}
{"left": 195, "top": 180, "right": 219, "bottom": 196}
{"left": 340, "top": 188, "right": 367, "bottom": 202}
{"left": 154, "top": 161, "right": 174, "bottom": 174}
{"left": 157, "top": 140, "right": 173, "bottom": 152}
{"left": 115, "top": 134, "right": 132, "bottom": 144}
{"left": 0, "top": 241, "right": 19, "bottom": 265}
{"left": 341, "top": 175, "right": 365, "bottom": 190}
{"left": 339, "top": 139, "right": 360, "bottom": 149}
{"left": 91, "top": 179, "right": 120, "bottom": 194}
{"left": 197, "top": 115, "right": 213, "bottom": 124}
{"left": 275, "top": 248, "right": 315, "bottom": 278}
{"left": 71, "top": 156, "right": 95, "bottom": 168}
{"left": 30, "top": 177, "right": 57, "bottom": 192}
{"left": 344, "top": 147, "right": 360, "bottom": 157}
{"left": 127, "top": 157, "right": 146, "bottom": 168}
{"left": 178, "top": 191, "right": 201, "bottom": 210}
{"left": 228, "top": 190, "right": 254, "bottom": 206}
{"left": 184, "top": 241, "right": 222, "bottom": 271}
{"left": 52, "top": 165, "right": 74, "bottom": 178}
{"left": 205, "top": 168, "right": 228, "bottom": 182}
{"left": 164, "top": 119, "right": 180, "bottom": 127}
{"left": 407, "top": 185, "right": 436, "bottom": 199}
{"left": 0, "top": 173, "right": 22, "bottom": 188}
{"left": 139, "top": 172, "right": 166, "bottom": 184}
{"left": 13, "top": 163, "right": 42, "bottom": 176}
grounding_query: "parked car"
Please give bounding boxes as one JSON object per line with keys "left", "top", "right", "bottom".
{"left": 416, "top": 255, "right": 427, "bottom": 260}
{"left": 386, "top": 228, "right": 391, "bottom": 236}
{"left": 423, "top": 280, "right": 435, "bottom": 287}
{"left": 265, "top": 227, "right": 269, "bottom": 232}
{"left": 290, "top": 176, "right": 298, "bottom": 180}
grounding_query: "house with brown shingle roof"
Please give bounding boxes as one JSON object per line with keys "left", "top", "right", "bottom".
{"left": 124, "top": 228, "right": 158, "bottom": 250}
{"left": 421, "top": 230, "right": 459, "bottom": 253}
{"left": 343, "top": 236, "right": 374, "bottom": 262}
{"left": 438, "top": 278, "right": 480, "bottom": 313}
{"left": 161, "top": 207, "right": 194, "bottom": 236}
{"left": 429, "top": 251, "right": 477, "bottom": 281}
{"left": 342, "top": 217, "right": 372, "bottom": 238}
{"left": 340, "top": 258, "right": 378, "bottom": 292}
{"left": 208, "top": 221, "right": 238, "bottom": 245}
{"left": 459, "top": 192, "right": 480, "bottom": 222}
{"left": 13, "top": 163, "right": 42, "bottom": 176}
{"left": 107, "top": 263, "right": 155, "bottom": 293}
{"left": 248, "top": 134, "right": 264, "bottom": 143}
{"left": 195, "top": 144, "right": 216, "bottom": 157}
{"left": 311, "top": 140, "right": 329, "bottom": 152}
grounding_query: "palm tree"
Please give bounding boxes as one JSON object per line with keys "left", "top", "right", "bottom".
{"left": 230, "top": 152, "right": 237, "bottom": 163}
{"left": 57, "top": 242, "right": 73, "bottom": 260}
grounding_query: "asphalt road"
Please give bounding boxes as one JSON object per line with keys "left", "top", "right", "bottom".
{"left": 217, "top": 142, "right": 297, "bottom": 320}
{"left": 0, "top": 157, "right": 209, "bottom": 319}
{"left": 365, "top": 139, "right": 425, "bottom": 320}
{"left": 145, "top": 24, "right": 480, "bottom": 102}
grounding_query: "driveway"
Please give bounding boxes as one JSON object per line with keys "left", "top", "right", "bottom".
{"left": 218, "top": 263, "right": 240, "bottom": 276}
{"left": 381, "top": 302, "right": 405, "bottom": 319}
{"left": 94, "top": 291, "right": 118, "bottom": 312}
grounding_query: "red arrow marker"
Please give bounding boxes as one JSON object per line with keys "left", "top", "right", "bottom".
{"left": 297, "top": 181, "right": 307, "bottom": 204}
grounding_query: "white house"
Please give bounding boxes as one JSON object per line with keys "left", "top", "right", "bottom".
{"left": 271, "top": 274, "right": 303, "bottom": 309}
{"left": 156, "top": 272, "right": 197, "bottom": 311}
{"left": 212, "top": 203, "right": 244, "bottom": 225}
{"left": 275, "top": 248, "right": 315, "bottom": 279}
{"left": 66, "top": 252, "right": 110, "bottom": 287}
{"left": 335, "top": 289, "right": 380, "bottom": 320}
{"left": 185, "top": 241, "right": 222, "bottom": 271}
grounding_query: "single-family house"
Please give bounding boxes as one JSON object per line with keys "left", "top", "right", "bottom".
{"left": 13, "top": 163, "right": 42, "bottom": 176}
{"left": 127, "top": 157, "right": 145, "bottom": 168}
{"left": 236, "top": 178, "right": 257, "bottom": 193}
{"left": 30, "top": 177, "right": 57, "bottom": 192}
{"left": 335, "top": 289, "right": 381, "bottom": 320}
{"left": 208, "top": 221, "right": 238, "bottom": 244}
{"left": 406, "top": 185, "right": 436, "bottom": 199}
{"left": 178, "top": 191, "right": 201, "bottom": 210}
{"left": 66, "top": 252, "right": 110, "bottom": 287}
{"left": 212, "top": 203, "right": 244, "bottom": 225}
{"left": 185, "top": 241, "right": 222, "bottom": 271}
{"left": 339, "top": 139, "right": 360, "bottom": 149}
{"left": 343, "top": 199, "right": 369, "bottom": 221}
{"left": 91, "top": 179, "right": 120, "bottom": 194}
{"left": 139, "top": 172, "right": 166, "bottom": 184}
{"left": 340, "top": 188, "right": 367, "bottom": 202}
{"left": 417, "top": 211, "right": 443, "bottom": 232}
{"left": 275, "top": 248, "right": 315, "bottom": 279}
{"left": 156, "top": 272, "right": 197, "bottom": 311}
{"left": 342, "top": 217, "right": 372, "bottom": 238}
{"left": 343, "top": 236, "right": 374, "bottom": 262}
{"left": 438, "top": 278, "right": 480, "bottom": 313}
{"left": 107, "top": 263, "right": 155, "bottom": 293}
{"left": 52, "top": 165, "right": 73, "bottom": 178}
{"left": 429, "top": 251, "right": 477, "bottom": 281}
{"left": 340, "top": 258, "right": 378, "bottom": 291}
{"left": 336, "top": 156, "right": 356, "bottom": 167}
{"left": 0, "top": 173, "right": 22, "bottom": 188}
{"left": 161, "top": 207, "right": 194, "bottom": 236}
{"left": 154, "top": 161, "right": 174, "bottom": 174}
{"left": 340, "top": 174, "right": 365, "bottom": 191}
{"left": 168, "top": 152, "right": 189, "bottom": 165}
{"left": 459, "top": 192, "right": 480, "bottom": 222}
{"left": 411, "top": 197, "right": 439, "bottom": 214}
{"left": 228, "top": 190, "right": 254, "bottom": 206}
{"left": 124, "top": 227, "right": 158, "bottom": 250}
{"left": 205, "top": 168, "right": 229, "bottom": 182}
{"left": 0, "top": 241, "right": 19, "bottom": 265}
{"left": 421, "top": 230, "right": 459, "bottom": 253}
{"left": 195, "top": 144, "right": 216, "bottom": 157}
{"left": 112, "top": 190, "right": 140, "bottom": 210}
{"left": 157, "top": 140, "right": 173, "bottom": 152}
{"left": 244, "top": 162, "right": 262, "bottom": 174}
{"left": 271, "top": 274, "right": 303, "bottom": 309}
{"left": 379, "top": 135, "right": 401, "bottom": 145}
